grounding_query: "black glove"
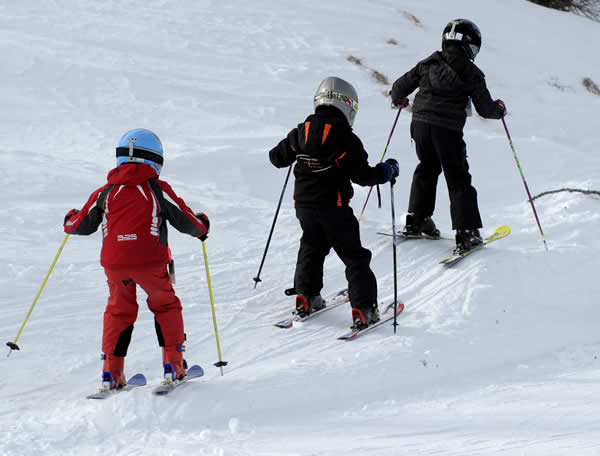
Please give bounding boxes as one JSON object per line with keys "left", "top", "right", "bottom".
{"left": 495, "top": 99, "right": 507, "bottom": 116}
{"left": 195, "top": 212, "right": 210, "bottom": 241}
{"left": 391, "top": 98, "right": 409, "bottom": 109}
{"left": 385, "top": 158, "right": 399, "bottom": 179}
{"left": 64, "top": 209, "right": 79, "bottom": 225}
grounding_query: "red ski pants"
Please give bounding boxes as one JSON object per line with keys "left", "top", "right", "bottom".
{"left": 103, "top": 264, "right": 184, "bottom": 356}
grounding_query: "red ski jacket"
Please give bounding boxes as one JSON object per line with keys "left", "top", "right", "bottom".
{"left": 64, "top": 163, "right": 208, "bottom": 267}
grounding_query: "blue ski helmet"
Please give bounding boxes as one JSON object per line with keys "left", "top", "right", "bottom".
{"left": 116, "top": 128, "right": 164, "bottom": 175}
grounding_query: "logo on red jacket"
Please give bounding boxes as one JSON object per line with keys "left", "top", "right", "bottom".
{"left": 117, "top": 234, "right": 138, "bottom": 242}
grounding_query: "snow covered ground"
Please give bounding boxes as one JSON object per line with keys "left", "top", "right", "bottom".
{"left": 1, "top": 0, "right": 600, "bottom": 454}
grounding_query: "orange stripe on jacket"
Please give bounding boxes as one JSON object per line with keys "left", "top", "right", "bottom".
{"left": 304, "top": 122, "right": 311, "bottom": 144}
{"left": 337, "top": 192, "right": 342, "bottom": 207}
{"left": 335, "top": 151, "right": 347, "bottom": 168}
{"left": 322, "top": 124, "right": 332, "bottom": 144}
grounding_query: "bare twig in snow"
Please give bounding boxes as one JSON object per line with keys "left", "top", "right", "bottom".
{"left": 532, "top": 188, "right": 600, "bottom": 201}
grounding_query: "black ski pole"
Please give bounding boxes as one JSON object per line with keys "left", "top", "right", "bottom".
{"left": 390, "top": 178, "right": 399, "bottom": 334}
{"left": 253, "top": 164, "right": 292, "bottom": 288}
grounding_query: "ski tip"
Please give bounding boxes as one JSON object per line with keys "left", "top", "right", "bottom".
{"left": 127, "top": 373, "right": 147, "bottom": 386}
{"left": 381, "top": 300, "right": 404, "bottom": 315}
{"left": 274, "top": 320, "right": 294, "bottom": 328}
{"left": 86, "top": 393, "right": 107, "bottom": 400}
{"left": 396, "top": 302, "right": 405, "bottom": 314}
{"left": 496, "top": 225, "right": 511, "bottom": 235}
{"left": 188, "top": 365, "right": 204, "bottom": 377}
{"left": 335, "top": 288, "right": 349, "bottom": 297}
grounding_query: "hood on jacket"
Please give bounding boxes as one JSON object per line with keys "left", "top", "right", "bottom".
{"left": 107, "top": 163, "right": 158, "bottom": 185}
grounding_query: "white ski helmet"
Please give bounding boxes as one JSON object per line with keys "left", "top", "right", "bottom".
{"left": 313, "top": 77, "right": 359, "bottom": 127}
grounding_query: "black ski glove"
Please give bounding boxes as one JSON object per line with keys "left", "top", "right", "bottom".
{"left": 391, "top": 98, "right": 409, "bottom": 109}
{"left": 495, "top": 99, "right": 507, "bottom": 116}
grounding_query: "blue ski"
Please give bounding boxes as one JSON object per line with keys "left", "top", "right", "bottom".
{"left": 152, "top": 364, "right": 204, "bottom": 396}
{"left": 86, "top": 373, "right": 147, "bottom": 400}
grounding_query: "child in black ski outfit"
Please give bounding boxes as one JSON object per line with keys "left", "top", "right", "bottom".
{"left": 390, "top": 19, "right": 506, "bottom": 253}
{"left": 269, "top": 76, "right": 399, "bottom": 329}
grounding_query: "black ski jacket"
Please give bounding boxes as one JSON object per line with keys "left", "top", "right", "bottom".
{"left": 269, "top": 106, "right": 387, "bottom": 208}
{"left": 390, "top": 45, "right": 504, "bottom": 131}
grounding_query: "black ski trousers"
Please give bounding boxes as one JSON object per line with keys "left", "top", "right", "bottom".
{"left": 294, "top": 206, "right": 377, "bottom": 312}
{"left": 408, "top": 121, "right": 482, "bottom": 230}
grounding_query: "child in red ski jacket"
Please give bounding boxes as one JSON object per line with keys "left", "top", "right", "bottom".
{"left": 64, "top": 128, "right": 209, "bottom": 389}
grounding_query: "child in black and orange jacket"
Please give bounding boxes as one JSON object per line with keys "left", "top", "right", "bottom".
{"left": 269, "top": 77, "right": 399, "bottom": 330}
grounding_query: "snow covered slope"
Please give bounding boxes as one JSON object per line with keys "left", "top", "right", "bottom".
{"left": 1, "top": 0, "right": 600, "bottom": 454}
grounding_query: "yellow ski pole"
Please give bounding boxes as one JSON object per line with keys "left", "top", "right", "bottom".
{"left": 202, "top": 241, "right": 228, "bottom": 376}
{"left": 6, "top": 233, "right": 70, "bottom": 357}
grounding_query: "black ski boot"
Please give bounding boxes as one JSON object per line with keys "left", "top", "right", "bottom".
{"left": 351, "top": 305, "right": 380, "bottom": 331}
{"left": 296, "top": 295, "right": 326, "bottom": 317}
{"left": 454, "top": 229, "right": 483, "bottom": 254}
{"left": 402, "top": 214, "right": 440, "bottom": 237}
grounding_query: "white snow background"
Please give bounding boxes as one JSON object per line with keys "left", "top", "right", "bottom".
{"left": 1, "top": 0, "right": 600, "bottom": 455}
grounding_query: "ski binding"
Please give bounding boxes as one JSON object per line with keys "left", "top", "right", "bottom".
{"left": 338, "top": 300, "right": 405, "bottom": 341}
{"left": 86, "top": 373, "right": 147, "bottom": 400}
{"left": 152, "top": 364, "right": 204, "bottom": 396}
{"left": 274, "top": 288, "right": 350, "bottom": 328}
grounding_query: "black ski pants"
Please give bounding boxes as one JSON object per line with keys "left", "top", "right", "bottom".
{"left": 408, "top": 121, "right": 482, "bottom": 230}
{"left": 294, "top": 206, "right": 377, "bottom": 312}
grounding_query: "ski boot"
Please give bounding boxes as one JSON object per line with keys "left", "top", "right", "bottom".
{"left": 101, "top": 354, "right": 126, "bottom": 390}
{"left": 454, "top": 229, "right": 483, "bottom": 254}
{"left": 351, "top": 305, "right": 380, "bottom": 331}
{"left": 402, "top": 214, "right": 440, "bottom": 237}
{"left": 296, "top": 295, "right": 326, "bottom": 317}
{"left": 163, "top": 345, "right": 188, "bottom": 383}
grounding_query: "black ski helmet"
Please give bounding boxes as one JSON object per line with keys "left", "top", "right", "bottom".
{"left": 442, "top": 19, "right": 482, "bottom": 60}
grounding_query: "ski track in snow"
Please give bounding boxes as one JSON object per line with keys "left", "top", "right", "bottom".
{"left": 1, "top": 0, "right": 600, "bottom": 455}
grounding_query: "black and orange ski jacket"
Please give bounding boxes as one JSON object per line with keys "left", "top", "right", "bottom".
{"left": 269, "top": 105, "right": 387, "bottom": 208}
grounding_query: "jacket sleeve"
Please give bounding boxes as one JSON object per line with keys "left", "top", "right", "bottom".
{"left": 269, "top": 128, "right": 300, "bottom": 168}
{"left": 469, "top": 69, "right": 504, "bottom": 119}
{"left": 344, "top": 134, "right": 387, "bottom": 187}
{"left": 63, "top": 184, "right": 112, "bottom": 235}
{"left": 390, "top": 62, "right": 422, "bottom": 105}
{"left": 152, "top": 180, "right": 208, "bottom": 239}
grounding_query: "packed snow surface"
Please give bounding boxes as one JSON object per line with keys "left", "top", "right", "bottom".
{"left": 1, "top": 1, "right": 599, "bottom": 455}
